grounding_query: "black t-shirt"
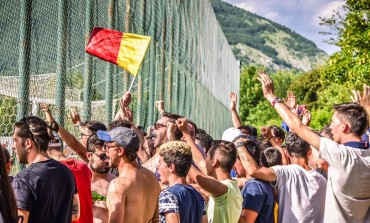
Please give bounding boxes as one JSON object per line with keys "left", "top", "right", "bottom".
{"left": 12, "top": 159, "right": 77, "bottom": 223}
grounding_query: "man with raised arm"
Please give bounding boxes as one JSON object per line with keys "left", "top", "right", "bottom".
{"left": 98, "top": 127, "right": 160, "bottom": 223}
{"left": 41, "top": 104, "right": 93, "bottom": 223}
{"left": 230, "top": 133, "right": 275, "bottom": 223}
{"left": 234, "top": 132, "right": 326, "bottom": 223}
{"left": 176, "top": 118, "right": 242, "bottom": 223}
{"left": 258, "top": 72, "right": 370, "bottom": 223}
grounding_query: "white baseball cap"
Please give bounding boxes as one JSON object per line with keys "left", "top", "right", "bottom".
{"left": 222, "top": 127, "right": 243, "bottom": 142}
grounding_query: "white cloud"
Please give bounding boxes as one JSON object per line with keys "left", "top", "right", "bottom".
{"left": 313, "top": 1, "right": 345, "bottom": 27}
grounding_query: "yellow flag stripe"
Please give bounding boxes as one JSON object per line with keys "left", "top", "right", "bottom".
{"left": 117, "top": 33, "right": 151, "bottom": 76}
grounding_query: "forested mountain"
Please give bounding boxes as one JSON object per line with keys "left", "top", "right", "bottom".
{"left": 211, "top": 0, "right": 328, "bottom": 72}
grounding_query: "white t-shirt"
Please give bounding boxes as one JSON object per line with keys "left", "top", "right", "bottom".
{"left": 320, "top": 137, "right": 370, "bottom": 223}
{"left": 272, "top": 164, "right": 326, "bottom": 223}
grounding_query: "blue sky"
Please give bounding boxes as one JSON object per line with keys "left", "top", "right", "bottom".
{"left": 223, "top": 0, "right": 345, "bottom": 55}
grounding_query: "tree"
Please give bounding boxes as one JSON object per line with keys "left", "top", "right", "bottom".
{"left": 320, "top": 0, "right": 370, "bottom": 87}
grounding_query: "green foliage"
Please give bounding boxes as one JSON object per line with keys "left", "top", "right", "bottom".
{"left": 320, "top": 0, "right": 370, "bottom": 86}
{"left": 238, "top": 0, "right": 370, "bottom": 132}
{"left": 0, "top": 95, "right": 17, "bottom": 136}
{"left": 238, "top": 66, "right": 296, "bottom": 129}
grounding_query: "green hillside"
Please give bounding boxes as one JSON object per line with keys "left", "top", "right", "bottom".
{"left": 211, "top": 0, "right": 328, "bottom": 71}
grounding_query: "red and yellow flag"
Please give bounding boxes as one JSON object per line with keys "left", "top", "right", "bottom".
{"left": 85, "top": 27, "right": 151, "bottom": 76}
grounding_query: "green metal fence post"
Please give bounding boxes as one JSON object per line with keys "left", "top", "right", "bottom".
{"left": 166, "top": 1, "right": 174, "bottom": 113}
{"left": 83, "top": 0, "right": 93, "bottom": 121}
{"left": 17, "top": 0, "right": 32, "bottom": 121}
{"left": 147, "top": 1, "right": 157, "bottom": 126}
{"left": 135, "top": 0, "right": 145, "bottom": 126}
{"left": 160, "top": 15, "right": 166, "bottom": 102}
{"left": 55, "top": 0, "right": 68, "bottom": 126}
{"left": 123, "top": 0, "right": 131, "bottom": 91}
{"left": 172, "top": 5, "right": 180, "bottom": 113}
{"left": 105, "top": 0, "right": 116, "bottom": 124}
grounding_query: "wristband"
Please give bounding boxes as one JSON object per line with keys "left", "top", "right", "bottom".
{"left": 271, "top": 98, "right": 283, "bottom": 107}
{"left": 235, "top": 141, "right": 244, "bottom": 148}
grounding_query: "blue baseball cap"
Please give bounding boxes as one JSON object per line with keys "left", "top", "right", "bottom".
{"left": 97, "top": 127, "right": 139, "bottom": 153}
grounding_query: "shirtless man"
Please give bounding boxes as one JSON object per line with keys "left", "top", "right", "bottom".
{"left": 98, "top": 127, "right": 160, "bottom": 223}
{"left": 86, "top": 134, "right": 116, "bottom": 223}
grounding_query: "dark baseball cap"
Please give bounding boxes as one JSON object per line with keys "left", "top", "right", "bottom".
{"left": 97, "top": 127, "right": 139, "bottom": 153}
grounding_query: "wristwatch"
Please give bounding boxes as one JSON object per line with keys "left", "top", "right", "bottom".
{"left": 235, "top": 142, "right": 244, "bottom": 148}
{"left": 271, "top": 98, "right": 283, "bottom": 107}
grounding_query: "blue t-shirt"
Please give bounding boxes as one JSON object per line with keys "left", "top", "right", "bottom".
{"left": 159, "top": 184, "right": 206, "bottom": 223}
{"left": 241, "top": 178, "right": 274, "bottom": 223}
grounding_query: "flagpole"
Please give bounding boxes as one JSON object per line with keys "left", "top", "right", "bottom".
{"left": 128, "top": 74, "right": 137, "bottom": 92}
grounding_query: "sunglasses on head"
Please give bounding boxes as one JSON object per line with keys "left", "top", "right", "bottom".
{"left": 91, "top": 152, "right": 108, "bottom": 161}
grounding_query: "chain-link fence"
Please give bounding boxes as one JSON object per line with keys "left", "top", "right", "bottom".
{"left": 0, "top": 0, "right": 240, "bottom": 172}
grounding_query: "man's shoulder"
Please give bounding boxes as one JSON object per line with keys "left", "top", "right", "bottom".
{"left": 139, "top": 165, "right": 160, "bottom": 182}
{"left": 15, "top": 159, "right": 65, "bottom": 178}
{"left": 243, "top": 179, "right": 273, "bottom": 195}
{"left": 245, "top": 178, "right": 272, "bottom": 189}
{"left": 167, "top": 184, "right": 198, "bottom": 196}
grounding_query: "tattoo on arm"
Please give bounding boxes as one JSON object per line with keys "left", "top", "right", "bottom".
{"left": 72, "top": 194, "right": 79, "bottom": 214}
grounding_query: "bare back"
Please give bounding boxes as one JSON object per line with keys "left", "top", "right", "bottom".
{"left": 107, "top": 164, "right": 160, "bottom": 223}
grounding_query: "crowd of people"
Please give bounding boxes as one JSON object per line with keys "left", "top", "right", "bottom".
{"left": 0, "top": 72, "right": 369, "bottom": 223}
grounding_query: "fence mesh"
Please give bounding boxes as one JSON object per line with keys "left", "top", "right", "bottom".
{"left": 0, "top": 0, "right": 240, "bottom": 173}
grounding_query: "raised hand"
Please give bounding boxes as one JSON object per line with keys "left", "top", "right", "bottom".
{"left": 257, "top": 72, "right": 275, "bottom": 98}
{"left": 155, "top": 100, "right": 165, "bottom": 114}
{"left": 176, "top": 118, "right": 189, "bottom": 133}
{"left": 351, "top": 84, "right": 370, "bottom": 108}
{"left": 283, "top": 91, "right": 296, "bottom": 110}
{"left": 260, "top": 125, "right": 272, "bottom": 139}
{"left": 40, "top": 103, "right": 51, "bottom": 114}
{"left": 121, "top": 91, "right": 132, "bottom": 108}
{"left": 40, "top": 103, "right": 59, "bottom": 131}
{"left": 67, "top": 110, "right": 81, "bottom": 125}
{"left": 229, "top": 92, "right": 237, "bottom": 111}
{"left": 119, "top": 98, "right": 134, "bottom": 122}
{"left": 302, "top": 109, "right": 311, "bottom": 126}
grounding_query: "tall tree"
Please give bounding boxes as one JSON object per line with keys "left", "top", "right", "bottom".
{"left": 320, "top": 0, "right": 370, "bottom": 87}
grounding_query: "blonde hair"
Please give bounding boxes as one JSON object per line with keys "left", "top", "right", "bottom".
{"left": 159, "top": 141, "right": 191, "bottom": 156}
{"left": 159, "top": 141, "right": 192, "bottom": 177}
